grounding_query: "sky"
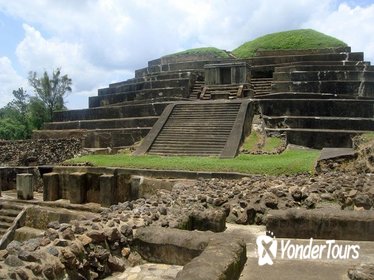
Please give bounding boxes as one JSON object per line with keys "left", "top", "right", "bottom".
{"left": 0, "top": 0, "right": 374, "bottom": 109}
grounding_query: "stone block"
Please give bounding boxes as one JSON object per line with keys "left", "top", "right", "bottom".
{"left": 100, "top": 175, "right": 116, "bottom": 207}
{"left": 116, "top": 174, "right": 131, "bottom": 203}
{"left": 129, "top": 176, "right": 143, "bottom": 200}
{"left": 16, "top": 174, "right": 33, "bottom": 200}
{"left": 133, "top": 227, "right": 246, "bottom": 280}
{"left": 266, "top": 208, "right": 374, "bottom": 241}
{"left": 43, "top": 172, "right": 60, "bottom": 201}
{"left": 68, "top": 172, "right": 87, "bottom": 204}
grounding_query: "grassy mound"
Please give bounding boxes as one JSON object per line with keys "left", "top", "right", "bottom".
{"left": 164, "top": 47, "right": 230, "bottom": 58}
{"left": 232, "top": 29, "right": 347, "bottom": 58}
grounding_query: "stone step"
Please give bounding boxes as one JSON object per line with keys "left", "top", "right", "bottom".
{"left": 255, "top": 46, "right": 352, "bottom": 56}
{"left": 274, "top": 64, "right": 374, "bottom": 73}
{"left": 175, "top": 108, "right": 241, "bottom": 112}
{"left": 271, "top": 80, "right": 374, "bottom": 96}
{"left": 273, "top": 71, "right": 374, "bottom": 82}
{"left": 151, "top": 143, "right": 226, "bottom": 149}
{"left": 0, "top": 221, "right": 12, "bottom": 229}
{"left": 148, "top": 151, "right": 221, "bottom": 156}
{"left": 34, "top": 128, "right": 151, "bottom": 149}
{"left": 109, "top": 71, "right": 193, "bottom": 88}
{"left": 157, "top": 136, "right": 230, "bottom": 140}
{"left": 263, "top": 116, "right": 374, "bottom": 131}
{"left": 44, "top": 116, "right": 159, "bottom": 130}
{"left": 149, "top": 147, "right": 223, "bottom": 152}
{"left": 158, "top": 125, "right": 233, "bottom": 132}
{"left": 156, "top": 133, "right": 229, "bottom": 138}
{"left": 0, "top": 203, "right": 24, "bottom": 211}
{"left": 163, "top": 123, "right": 235, "bottom": 127}
{"left": 164, "top": 118, "right": 237, "bottom": 122}
{"left": 155, "top": 132, "right": 230, "bottom": 138}
{"left": 135, "top": 59, "right": 234, "bottom": 77}
{"left": 0, "top": 208, "right": 21, "bottom": 217}
{"left": 169, "top": 114, "right": 238, "bottom": 119}
{"left": 0, "top": 215, "right": 15, "bottom": 223}
{"left": 91, "top": 87, "right": 188, "bottom": 108}
{"left": 172, "top": 108, "right": 239, "bottom": 112}
{"left": 251, "top": 52, "right": 364, "bottom": 66}
{"left": 53, "top": 102, "right": 169, "bottom": 122}
{"left": 173, "top": 103, "right": 241, "bottom": 108}
{"left": 0, "top": 228, "right": 8, "bottom": 236}
{"left": 260, "top": 98, "right": 374, "bottom": 118}
{"left": 152, "top": 139, "right": 228, "bottom": 145}
{"left": 251, "top": 60, "right": 369, "bottom": 76}
{"left": 266, "top": 128, "right": 368, "bottom": 149}
{"left": 163, "top": 123, "right": 235, "bottom": 128}
{"left": 99, "top": 78, "right": 191, "bottom": 96}
{"left": 255, "top": 92, "right": 363, "bottom": 99}
{"left": 171, "top": 113, "right": 239, "bottom": 117}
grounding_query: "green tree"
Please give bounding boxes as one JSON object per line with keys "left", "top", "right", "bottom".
{"left": 28, "top": 68, "right": 72, "bottom": 121}
{"left": 0, "top": 118, "right": 28, "bottom": 140}
{"left": 8, "top": 88, "right": 29, "bottom": 123}
{"left": 0, "top": 88, "right": 32, "bottom": 139}
{"left": 28, "top": 97, "right": 49, "bottom": 130}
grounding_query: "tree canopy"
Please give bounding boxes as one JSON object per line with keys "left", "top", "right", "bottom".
{"left": 0, "top": 68, "right": 72, "bottom": 140}
{"left": 28, "top": 67, "right": 72, "bottom": 121}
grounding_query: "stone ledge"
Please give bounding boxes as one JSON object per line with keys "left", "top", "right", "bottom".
{"left": 266, "top": 208, "right": 374, "bottom": 241}
{"left": 133, "top": 227, "right": 246, "bottom": 280}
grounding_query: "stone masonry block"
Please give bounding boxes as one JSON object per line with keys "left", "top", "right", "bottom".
{"left": 68, "top": 172, "right": 87, "bottom": 204}
{"left": 16, "top": 173, "right": 33, "bottom": 200}
{"left": 43, "top": 172, "right": 60, "bottom": 201}
{"left": 100, "top": 174, "right": 116, "bottom": 207}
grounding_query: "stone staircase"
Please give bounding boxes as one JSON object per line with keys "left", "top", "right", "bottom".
{"left": 249, "top": 78, "right": 272, "bottom": 96}
{"left": 189, "top": 80, "right": 204, "bottom": 99}
{"left": 135, "top": 101, "right": 253, "bottom": 157}
{"left": 200, "top": 84, "right": 248, "bottom": 100}
{"left": 0, "top": 203, "right": 24, "bottom": 238}
{"left": 148, "top": 102, "right": 241, "bottom": 155}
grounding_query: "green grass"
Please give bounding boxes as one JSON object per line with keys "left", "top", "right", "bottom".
{"left": 242, "top": 131, "right": 260, "bottom": 151}
{"left": 67, "top": 149, "right": 320, "bottom": 175}
{"left": 264, "top": 137, "right": 283, "bottom": 152}
{"left": 360, "top": 132, "right": 374, "bottom": 142}
{"left": 232, "top": 29, "right": 347, "bottom": 58}
{"left": 242, "top": 131, "right": 284, "bottom": 152}
{"left": 164, "top": 47, "right": 230, "bottom": 58}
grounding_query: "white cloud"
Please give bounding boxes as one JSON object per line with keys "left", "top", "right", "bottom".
{"left": 303, "top": 3, "right": 374, "bottom": 63}
{"left": 15, "top": 24, "right": 133, "bottom": 108}
{"left": 1, "top": 0, "right": 374, "bottom": 109}
{"left": 0, "top": 56, "right": 28, "bottom": 107}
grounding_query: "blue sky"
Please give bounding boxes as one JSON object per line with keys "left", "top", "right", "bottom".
{"left": 0, "top": 0, "right": 374, "bottom": 109}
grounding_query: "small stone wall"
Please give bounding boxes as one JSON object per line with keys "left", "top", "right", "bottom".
{"left": 0, "top": 139, "right": 83, "bottom": 166}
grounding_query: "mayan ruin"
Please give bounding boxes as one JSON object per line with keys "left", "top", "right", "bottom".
{"left": 0, "top": 1, "right": 374, "bottom": 279}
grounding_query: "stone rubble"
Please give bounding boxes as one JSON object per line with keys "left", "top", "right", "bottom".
{"left": 0, "top": 138, "right": 84, "bottom": 166}
{"left": 0, "top": 171, "right": 373, "bottom": 278}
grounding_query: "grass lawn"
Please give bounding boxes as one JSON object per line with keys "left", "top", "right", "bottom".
{"left": 241, "top": 131, "right": 284, "bottom": 153}
{"left": 164, "top": 47, "right": 229, "bottom": 58}
{"left": 242, "top": 131, "right": 260, "bottom": 151}
{"left": 264, "top": 137, "right": 283, "bottom": 152}
{"left": 67, "top": 149, "right": 320, "bottom": 176}
{"left": 232, "top": 29, "right": 347, "bottom": 58}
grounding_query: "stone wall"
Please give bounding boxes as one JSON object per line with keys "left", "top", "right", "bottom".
{"left": 0, "top": 139, "right": 83, "bottom": 167}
